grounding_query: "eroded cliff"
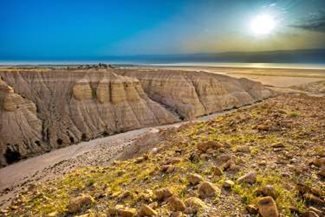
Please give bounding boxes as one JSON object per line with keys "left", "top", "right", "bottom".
{"left": 0, "top": 68, "right": 272, "bottom": 166}
{"left": 118, "top": 69, "right": 273, "bottom": 119}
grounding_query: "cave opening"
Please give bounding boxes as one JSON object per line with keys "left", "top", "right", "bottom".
{"left": 81, "top": 133, "right": 87, "bottom": 141}
{"left": 57, "top": 138, "right": 63, "bottom": 146}
{"left": 4, "top": 147, "right": 21, "bottom": 164}
{"left": 69, "top": 136, "right": 75, "bottom": 144}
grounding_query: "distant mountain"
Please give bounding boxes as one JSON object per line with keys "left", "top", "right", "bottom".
{"left": 117, "top": 49, "right": 325, "bottom": 64}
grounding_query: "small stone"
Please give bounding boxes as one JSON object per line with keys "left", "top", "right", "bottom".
{"left": 237, "top": 171, "right": 257, "bottom": 184}
{"left": 188, "top": 173, "right": 204, "bottom": 185}
{"left": 184, "top": 197, "right": 207, "bottom": 213}
{"left": 161, "top": 165, "right": 176, "bottom": 173}
{"left": 271, "top": 142, "right": 285, "bottom": 148}
{"left": 47, "top": 211, "right": 58, "bottom": 217}
{"left": 311, "top": 158, "right": 325, "bottom": 167}
{"left": 170, "top": 211, "right": 183, "bottom": 217}
{"left": 138, "top": 205, "right": 158, "bottom": 216}
{"left": 212, "top": 166, "right": 223, "bottom": 176}
{"left": 168, "top": 196, "right": 186, "bottom": 212}
{"left": 307, "top": 207, "right": 323, "bottom": 216}
{"left": 197, "top": 141, "right": 223, "bottom": 153}
{"left": 108, "top": 206, "right": 136, "bottom": 217}
{"left": 223, "top": 180, "right": 235, "bottom": 189}
{"left": 155, "top": 188, "right": 173, "bottom": 201}
{"left": 67, "top": 195, "right": 94, "bottom": 214}
{"left": 236, "top": 146, "right": 251, "bottom": 153}
{"left": 257, "top": 196, "right": 279, "bottom": 217}
{"left": 258, "top": 161, "right": 267, "bottom": 166}
{"left": 198, "top": 181, "right": 220, "bottom": 198}
{"left": 303, "top": 193, "right": 324, "bottom": 206}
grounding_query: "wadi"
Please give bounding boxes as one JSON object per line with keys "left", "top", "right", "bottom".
{"left": 0, "top": 65, "right": 324, "bottom": 217}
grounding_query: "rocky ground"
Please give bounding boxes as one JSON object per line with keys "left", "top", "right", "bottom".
{"left": 1, "top": 93, "right": 324, "bottom": 217}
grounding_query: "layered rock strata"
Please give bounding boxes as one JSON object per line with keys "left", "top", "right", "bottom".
{"left": 0, "top": 68, "right": 272, "bottom": 166}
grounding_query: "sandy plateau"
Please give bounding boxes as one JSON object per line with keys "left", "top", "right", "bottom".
{"left": 0, "top": 65, "right": 324, "bottom": 217}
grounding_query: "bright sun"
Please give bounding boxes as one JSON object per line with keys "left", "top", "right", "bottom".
{"left": 250, "top": 14, "right": 276, "bottom": 36}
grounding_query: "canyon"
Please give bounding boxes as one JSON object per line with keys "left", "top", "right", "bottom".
{"left": 0, "top": 68, "right": 273, "bottom": 167}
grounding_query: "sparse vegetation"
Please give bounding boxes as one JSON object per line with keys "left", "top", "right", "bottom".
{"left": 1, "top": 94, "right": 324, "bottom": 216}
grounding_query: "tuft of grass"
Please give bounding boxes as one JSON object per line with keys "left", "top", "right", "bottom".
{"left": 287, "top": 111, "right": 300, "bottom": 118}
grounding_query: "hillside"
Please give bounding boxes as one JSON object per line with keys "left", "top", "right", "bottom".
{"left": 2, "top": 93, "right": 324, "bottom": 217}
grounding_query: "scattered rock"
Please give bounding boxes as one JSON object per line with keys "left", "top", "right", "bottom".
{"left": 184, "top": 197, "right": 207, "bottom": 213}
{"left": 170, "top": 211, "right": 183, "bottom": 217}
{"left": 67, "top": 195, "right": 94, "bottom": 214}
{"left": 188, "top": 173, "right": 204, "bottom": 185}
{"left": 271, "top": 142, "right": 285, "bottom": 148}
{"left": 223, "top": 180, "right": 235, "bottom": 189}
{"left": 303, "top": 193, "right": 325, "bottom": 206}
{"left": 161, "top": 165, "right": 177, "bottom": 173}
{"left": 197, "top": 141, "right": 223, "bottom": 153}
{"left": 138, "top": 204, "right": 158, "bottom": 216}
{"left": 237, "top": 171, "right": 257, "bottom": 184}
{"left": 108, "top": 206, "right": 136, "bottom": 217}
{"left": 198, "top": 181, "right": 220, "bottom": 198}
{"left": 155, "top": 188, "right": 173, "bottom": 201}
{"left": 236, "top": 146, "right": 251, "bottom": 153}
{"left": 168, "top": 196, "right": 186, "bottom": 212}
{"left": 212, "top": 166, "right": 223, "bottom": 176}
{"left": 257, "top": 196, "right": 279, "bottom": 217}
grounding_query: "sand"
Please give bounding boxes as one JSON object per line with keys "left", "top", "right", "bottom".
{"left": 147, "top": 65, "right": 325, "bottom": 87}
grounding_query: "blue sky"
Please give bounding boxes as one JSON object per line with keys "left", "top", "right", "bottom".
{"left": 1, "top": 0, "right": 325, "bottom": 60}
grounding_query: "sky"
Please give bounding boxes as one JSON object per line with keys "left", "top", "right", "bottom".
{"left": 0, "top": 0, "right": 325, "bottom": 60}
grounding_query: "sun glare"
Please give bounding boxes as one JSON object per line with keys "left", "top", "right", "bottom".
{"left": 250, "top": 14, "right": 276, "bottom": 36}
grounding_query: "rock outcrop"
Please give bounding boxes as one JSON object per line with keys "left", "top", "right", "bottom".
{"left": 0, "top": 68, "right": 273, "bottom": 166}
{"left": 118, "top": 69, "right": 273, "bottom": 119}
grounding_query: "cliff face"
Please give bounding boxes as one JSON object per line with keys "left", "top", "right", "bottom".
{"left": 0, "top": 69, "right": 178, "bottom": 166}
{"left": 118, "top": 70, "right": 273, "bottom": 119}
{"left": 0, "top": 69, "right": 272, "bottom": 166}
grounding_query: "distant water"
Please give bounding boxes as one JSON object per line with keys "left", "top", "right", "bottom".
{"left": 152, "top": 62, "right": 325, "bottom": 70}
{"left": 1, "top": 60, "right": 325, "bottom": 70}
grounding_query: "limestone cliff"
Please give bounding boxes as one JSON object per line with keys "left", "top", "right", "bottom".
{"left": 118, "top": 69, "right": 273, "bottom": 119}
{"left": 0, "top": 69, "right": 178, "bottom": 166}
{"left": 0, "top": 68, "right": 272, "bottom": 166}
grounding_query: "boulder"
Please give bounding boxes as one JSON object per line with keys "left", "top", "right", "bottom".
{"left": 197, "top": 141, "right": 223, "bottom": 153}
{"left": 187, "top": 173, "right": 204, "bottom": 185}
{"left": 168, "top": 196, "right": 186, "bottom": 212}
{"left": 108, "top": 205, "right": 136, "bottom": 217}
{"left": 237, "top": 171, "right": 257, "bottom": 184}
{"left": 198, "top": 181, "right": 220, "bottom": 198}
{"left": 138, "top": 205, "right": 158, "bottom": 216}
{"left": 184, "top": 197, "right": 207, "bottom": 212}
{"left": 257, "top": 196, "right": 279, "bottom": 217}
{"left": 67, "top": 195, "right": 94, "bottom": 214}
{"left": 223, "top": 180, "right": 235, "bottom": 189}
{"left": 154, "top": 188, "right": 173, "bottom": 201}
